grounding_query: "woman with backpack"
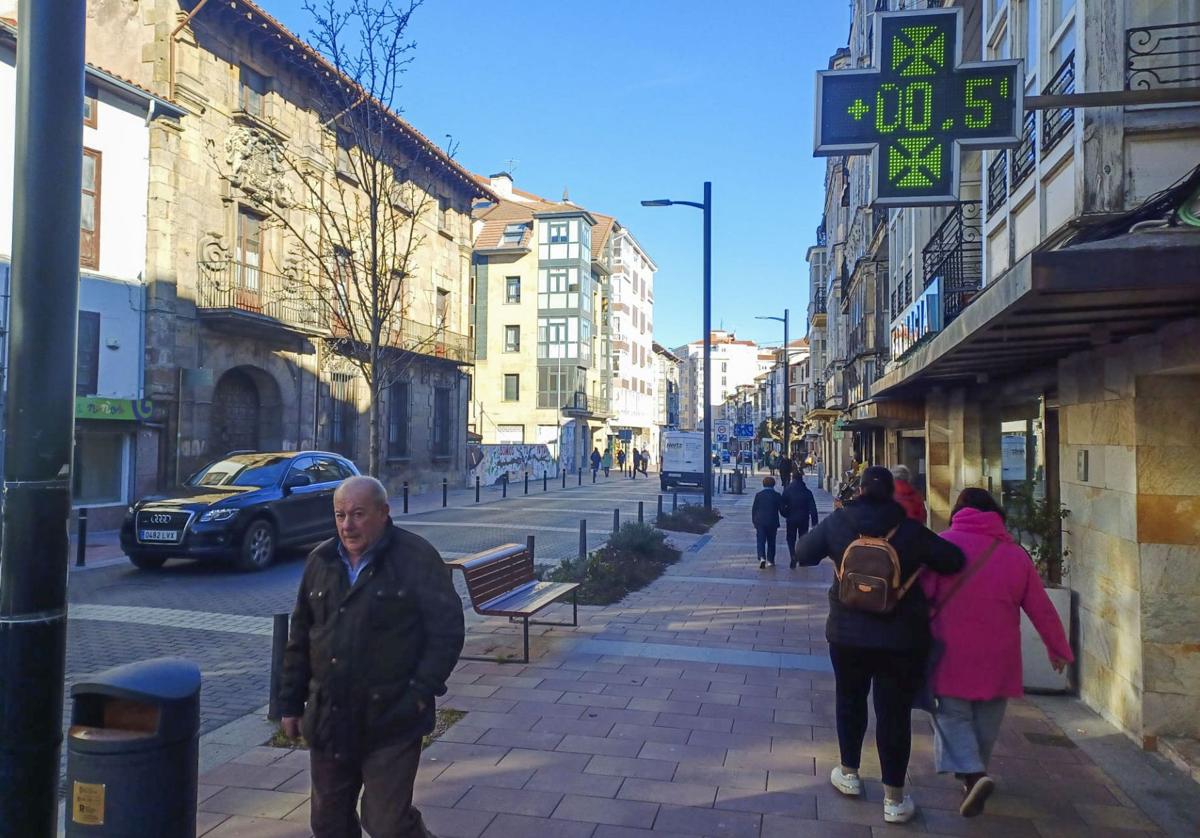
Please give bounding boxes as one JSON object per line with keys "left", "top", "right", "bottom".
{"left": 792, "top": 466, "right": 964, "bottom": 824}
{"left": 922, "top": 489, "right": 1073, "bottom": 818}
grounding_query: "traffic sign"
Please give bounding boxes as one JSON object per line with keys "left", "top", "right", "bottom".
{"left": 815, "top": 8, "right": 1022, "bottom": 205}
{"left": 714, "top": 420, "right": 732, "bottom": 444}
{"left": 734, "top": 423, "right": 755, "bottom": 439}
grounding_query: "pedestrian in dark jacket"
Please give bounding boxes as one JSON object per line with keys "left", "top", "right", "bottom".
{"left": 793, "top": 466, "right": 964, "bottom": 826}
{"left": 590, "top": 448, "right": 602, "bottom": 480}
{"left": 631, "top": 449, "right": 641, "bottom": 479}
{"left": 617, "top": 449, "right": 626, "bottom": 472}
{"left": 778, "top": 454, "right": 794, "bottom": 487}
{"left": 280, "top": 476, "right": 465, "bottom": 837}
{"left": 781, "top": 471, "right": 820, "bottom": 566}
{"left": 751, "top": 476, "right": 785, "bottom": 568}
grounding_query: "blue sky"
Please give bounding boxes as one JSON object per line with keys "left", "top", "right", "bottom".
{"left": 264, "top": 0, "right": 851, "bottom": 349}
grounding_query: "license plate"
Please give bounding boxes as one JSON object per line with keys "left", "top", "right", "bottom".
{"left": 139, "top": 529, "right": 179, "bottom": 542}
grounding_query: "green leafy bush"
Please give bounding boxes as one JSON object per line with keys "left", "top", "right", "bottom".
{"left": 544, "top": 522, "right": 681, "bottom": 605}
{"left": 655, "top": 503, "right": 722, "bottom": 534}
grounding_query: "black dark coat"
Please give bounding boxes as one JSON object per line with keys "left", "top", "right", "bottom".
{"left": 792, "top": 498, "right": 964, "bottom": 651}
{"left": 279, "top": 522, "right": 465, "bottom": 759}
{"left": 781, "top": 478, "right": 819, "bottom": 528}
{"left": 751, "top": 488, "right": 785, "bottom": 530}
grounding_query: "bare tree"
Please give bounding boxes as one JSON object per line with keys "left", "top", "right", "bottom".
{"left": 215, "top": 0, "right": 466, "bottom": 476}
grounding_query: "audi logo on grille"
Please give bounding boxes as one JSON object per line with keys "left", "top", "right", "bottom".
{"left": 150, "top": 513, "right": 173, "bottom": 524}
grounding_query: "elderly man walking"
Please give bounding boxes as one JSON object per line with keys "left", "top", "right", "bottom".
{"left": 279, "top": 476, "right": 465, "bottom": 837}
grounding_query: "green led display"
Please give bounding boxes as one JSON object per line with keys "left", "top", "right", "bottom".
{"left": 814, "top": 8, "right": 1022, "bottom": 206}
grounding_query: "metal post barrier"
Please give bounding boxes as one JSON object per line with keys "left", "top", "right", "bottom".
{"left": 562, "top": 470, "right": 567, "bottom": 489}
{"left": 268, "top": 613, "right": 288, "bottom": 721}
{"left": 403, "top": 482, "right": 409, "bottom": 514}
{"left": 502, "top": 475, "right": 507, "bottom": 499}
{"left": 544, "top": 472, "right": 548, "bottom": 492}
{"left": 638, "top": 501, "right": 644, "bottom": 524}
{"left": 524, "top": 471, "right": 529, "bottom": 495}
{"left": 442, "top": 478, "right": 448, "bottom": 508}
{"left": 577, "top": 469, "right": 582, "bottom": 486}
{"left": 657, "top": 495, "right": 664, "bottom": 519}
{"left": 578, "top": 519, "right": 587, "bottom": 560}
{"left": 613, "top": 508, "right": 620, "bottom": 534}
{"left": 673, "top": 492, "right": 678, "bottom": 512}
{"left": 75, "top": 508, "right": 88, "bottom": 568}
{"left": 526, "top": 534, "right": 536, "bottom": 563}
{"left": 475, "top": 475, "right": 480, "bottom": 503}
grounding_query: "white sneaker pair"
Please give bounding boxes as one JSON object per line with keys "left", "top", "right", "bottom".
{"left": 829, "top": 767, "right": 916, "bottom": 824}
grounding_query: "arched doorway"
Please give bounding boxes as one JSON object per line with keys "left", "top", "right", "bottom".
{"left": 213, "top": 368, "right": 261, "bottom": 455}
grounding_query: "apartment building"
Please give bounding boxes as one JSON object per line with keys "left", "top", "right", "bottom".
{"left": 809, "top": 0, "right": 1200, "bottom": 755}
{"left": 652, "top": 342, "right": 682, "bottom": 431}
{"left": 470, "top": 174, "right": 613, "bottom": 471}
{"left": 674, "top": 331, "right": 766, "bottom": 432}
{"left": 607, "top": 225, "right": 659, "bottom": 455}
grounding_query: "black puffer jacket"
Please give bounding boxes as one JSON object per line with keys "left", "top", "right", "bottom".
{"left": 278, "top": 522, "right": 465, "bottom": 759}
{"left": 793, "top": 498, "right": 964, "bottom": 651}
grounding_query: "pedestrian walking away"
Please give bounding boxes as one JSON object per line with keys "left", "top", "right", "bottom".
{"left": 922, "top": 488, "right": 1073, "bottom": 819}
{"left": 279, "top": 476, "right": 465, "bottom": 838}
{"left": 778, "top": 453, "right": 793, "bottom": 487}
{"left": 601, "top": 449, "right": 612, "bottom": 477}
{"left": 751, "top": 476, "right": 785, "bottom": 568}
{"left": 781, "top": 469, "right": 820, "bottom": 566}
{"left": 631, "top": 448, "right": 641, "bottom": 479}
{"left": 792, "top": 466, "right": 964, "bottom": 825}
{"left": 617, "top": 449, "right": 626, "bottom": 473}
{"left": 892, "top": 464, "right": 927, "bottom": 523}
{"left": 640, "top": 448, "right": 650, "bottom": 475}
{"left": 590, "top": 447, "right": 602, "bottom": 480}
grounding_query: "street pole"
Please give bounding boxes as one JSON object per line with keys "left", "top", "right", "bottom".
{"left": 0, "top": 1, "right": 86, "bottom": 833}
{"left": 783, "top": 308, "right": 790, "bottom": 463}
{"left": 702, "top": 181, "right": 712, "bottom": 511}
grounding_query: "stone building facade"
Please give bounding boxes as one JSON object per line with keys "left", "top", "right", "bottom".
{"left": 69, "top": 0, "right": 491, "bottom": 492}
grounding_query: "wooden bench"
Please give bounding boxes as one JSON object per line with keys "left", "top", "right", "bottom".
{"left": 450, "top": 543, "right": 579, "bottom": 664}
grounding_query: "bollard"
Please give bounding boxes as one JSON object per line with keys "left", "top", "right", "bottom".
{"left": 403, "top": 482, "right": 409, "bottom": 514}
{"left": 578, "top": 469, "right": 582, "bottom": 486}
{"left": 268, "top": 613, "right": 289, "bottom": 721}
{"left": 638, "top": 501, "right": 644, "bottom": 524}
{"left": 544, "top": 472, "right": 548, "bottom": 492}
{"left": 562, "top": 469, "right": 567, "bottom": 489}
{"left": 673, "top": 492, "right": 678, "bottom": 512}
{"left": 75, "top": 507, "right": 88, "bottom": 567}
{"left": 475, "top": 475, "right": 480, "bottom": 503}
{"left": 502, "top": 475, "right": 508, "bottom": 499}
{"left": 579, "top": 519, "right": 587, "bottom": 560}
{"left": 657, "top": 495, "right": 664, "bottom": 519}
{"left": 613, "top": 508, "right": 620, "bottom": 534}
{"left": 525, "top": 471, "right": 529, "bottom": 495}
{"left": 442, "top": 478, "right": 448, "bottom": 508}
{"left": 526, "top": 534, "right": 536, "bottom": 564}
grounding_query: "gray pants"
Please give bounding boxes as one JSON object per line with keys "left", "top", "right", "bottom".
{"left": 931, "top": 697, "right": 1008, "bottom": 775}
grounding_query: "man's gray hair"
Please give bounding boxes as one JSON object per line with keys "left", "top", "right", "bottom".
{"left": 891, "top": 464, "right": 911, "bottom": 482}
{"left": 334, "top": 475, "right": 389, "bottom": 507}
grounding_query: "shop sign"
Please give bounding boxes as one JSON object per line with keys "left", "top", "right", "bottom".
{"left": 75, "top": 397, "right": 154, "bottom": 422}
{"left": 890, "top": 277, "right": 942, "bottom": 359}
{"left": 815, "top": 8, "right": 1022, "bottom": 205}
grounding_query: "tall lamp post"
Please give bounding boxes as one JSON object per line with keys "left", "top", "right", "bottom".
{"left": 755, "top": 309, "right": 790, "bottom": 464}
{"left": 642, "top": 183, "right": 712, "bottom": 510}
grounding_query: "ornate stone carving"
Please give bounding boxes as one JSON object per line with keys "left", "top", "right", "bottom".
{"left": 225, "top": 125, "right": 292, "bottom": 208}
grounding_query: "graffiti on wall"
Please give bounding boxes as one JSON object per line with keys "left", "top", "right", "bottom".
{"left": 467, "top": 443, "right": 559, "bottom": 486}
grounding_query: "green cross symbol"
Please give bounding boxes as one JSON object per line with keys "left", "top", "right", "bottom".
{"left": 892, "top": 24, "right": 946, "bottom": 77}
{"left": 888, "top": 137, "right": 942, "bottom": 187}
{"left": 848, "top": 99, "right": 869, "bottom": 120}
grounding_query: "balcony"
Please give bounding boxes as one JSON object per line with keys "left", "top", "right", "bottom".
{"left": 557, "top": 391, "right": 609, "bottom": 419}
{"left": 1042, "top": 52, "right": 1075, "bottom": 154}
{"left": 197, "top": 260, "right": 327, "bottom": 335}
{"left": 330, "top": 311, "right": 473, "bottom": 365}
{"left": 986, "top": 152, "right": 1008, "bottom": 218}
{"left": 922, "top": 201, "right": 982, "bottom": 324}
{"left": 1127, "top": 20, "right": 1200, "bottom": 90}
{"left": 1010, "top": 111, "right": 1037, "bottom": 190}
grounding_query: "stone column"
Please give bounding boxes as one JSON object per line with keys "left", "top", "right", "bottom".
{"left": 925, "top": 388, "right": 952, "bottom": 531}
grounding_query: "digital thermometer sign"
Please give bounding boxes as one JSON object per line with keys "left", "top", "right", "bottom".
{"left": 815, "top": 8, "right": 1022, "bottom": 206}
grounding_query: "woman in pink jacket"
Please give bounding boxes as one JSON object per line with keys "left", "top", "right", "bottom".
{"left": 923, "top": 488, "right": 1073, "bottom": 818}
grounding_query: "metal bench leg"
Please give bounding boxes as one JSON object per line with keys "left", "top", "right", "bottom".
{"left": 523, "top": 616, "right": 530, "bottom": 664}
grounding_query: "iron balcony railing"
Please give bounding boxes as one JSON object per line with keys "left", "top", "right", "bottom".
{"left": 1042, "top": 52, "right": 1075, "bottom": 153}
{"left": 986, "top": 152, "right": 1008, "bottom": 218}
{"left": 197, "top": 260, "right": 327, "bottom": 332}
{"left": 557, "top": 391, "right": 609, "bottom": 417}
{"left": 811, "top": 294, "right": 827, "bottom": 316}
{"left": 330, "top": 310, "right": 473, "bottom": 364}
{"left": 923, "top": 201, "right": 983, "bottom": 324}
{"left": 1127, "top": 20, "right": 1200, "bottom": 90}
{"left": 1010, "top": 111, "right": 1037, "bottom": 189}
{"left": 816, "top": 219, "right": 828, "bottom": 247}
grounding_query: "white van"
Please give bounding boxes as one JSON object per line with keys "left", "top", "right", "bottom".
{"left": 659, "top": 431, "right": 706, "bottom": 492}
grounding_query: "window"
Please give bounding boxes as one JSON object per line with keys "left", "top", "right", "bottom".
{"left": 387, "top": 381, "right": 409, "bottom": 459}
{"left": 433, "top": 387, "right": 452, "bottom": 457}
{"left": 329, "top": 372, "right": 357, "bottom": 459}
{"left": 436, "top": 288, "right": 450, "bottom": 325}
{"left": 335, "top": 133, "right": 355, "bottom": 181}
{"left": 1023, "top": 0, "right": 1039, "bottom": 79}
{"left": 438, "top": 196, "right": 452, "bottom": 235}
{"left": 236, "top": 208, "right": 264, "bottom": 290}
{"left": 505, "top": 276, "right": 521, "bottom": 303}
{"left": 80, "top": 149, "right": 101, "bottom": 270}
{"left": 497, "top": 425, "right": 525, "bottom": 444}
{"left": 549, "top": 221, "right": 569, "bottom": 244}
{"left": 504, "top": 374, "right": 520, "bottom": 401}
{"left": 76, "top": 311, "right": 100, "bottom": 397}
{"left": 83, "top": 82, "right": 97, "bottom": 128}
{"left": 73, "top": 430, "right": 126, "bottom": 505}
{"left": 504, "top": 325, "right": 520, "bottom": 352}
{"left": 502, "top": 223, "right": 525, "bottom": 246}
{"left": 239, "top": 65, "right": 269, "bottom": 118}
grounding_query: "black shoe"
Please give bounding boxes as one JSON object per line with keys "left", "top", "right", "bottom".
{"left": 789, "top": 560, "right": 797, "bottom": 569}
{"left": 759, "top": 559, "right": 767, "bottom": 569}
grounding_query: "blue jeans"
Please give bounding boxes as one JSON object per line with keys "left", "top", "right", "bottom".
{"left": 756, "top": 526, "right": 778, "bottom": 563}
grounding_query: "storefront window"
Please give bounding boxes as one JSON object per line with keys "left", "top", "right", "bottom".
{"left": 1001, "top": 406, "right": 1046, "bottom": 506}
{"left": 74, "top": 430, "right": 127, "bottom": 505}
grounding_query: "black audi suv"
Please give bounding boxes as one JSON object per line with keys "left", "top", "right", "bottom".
{"left": 120, "top": 451, "right": 360, "bottom": 571}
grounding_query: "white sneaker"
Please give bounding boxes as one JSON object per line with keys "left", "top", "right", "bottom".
{"left": 830, "top": 766, "right": 863, "bottom": 797}
{"left": 883, "top": 795, "right": 916, "bottom": 824}
{"left": 759, "top": 559, "right": 767, "bottom": 569}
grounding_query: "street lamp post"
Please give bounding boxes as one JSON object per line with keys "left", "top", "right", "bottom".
{"left": 756, "top": 309, "right": 790, "bottom": 464}
{"left": 642, "top": 183, "right": 712, "bottom": 510}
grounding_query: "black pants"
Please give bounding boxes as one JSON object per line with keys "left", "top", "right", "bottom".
{"left": 310, "top": 737, "right": 430, "bottom": 837}
{"left": 755, "top": 526, "right": 778, "bottom": 563}
{"left": 785, "top": 521, "right": 810, "bottom": 559}
{"left": 828, "top": 643, "right": 924, "bottom": 789}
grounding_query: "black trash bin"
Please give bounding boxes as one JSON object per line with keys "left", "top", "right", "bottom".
{"left": 66, "top": 657, "right": 201, "bottom": 837}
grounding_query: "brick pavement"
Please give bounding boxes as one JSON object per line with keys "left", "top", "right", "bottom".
{"left": 191, "top": 478, "right": 1197, "bottom": 837}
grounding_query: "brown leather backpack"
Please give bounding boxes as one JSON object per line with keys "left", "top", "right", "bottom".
{"left": 837, "top": 526, "right": 922, "bottom": 614}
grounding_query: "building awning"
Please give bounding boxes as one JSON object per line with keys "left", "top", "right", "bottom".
{"left": 873, "top": 228, "right": 1200, "bottom": 398}
{"left": 843, "top": 398, "right": 925, "bottom": 428}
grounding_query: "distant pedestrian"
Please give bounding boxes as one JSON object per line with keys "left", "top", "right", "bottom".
{"left": 280, "top": 476, "right": 464, "bottom": 837}
{"left": 792, "top": 467, "right": 964, "bottom": 825}
{"left": 601, "top": 449, "right": 612, "bottom": 477}
{"left": 923, "top": 489, "right": 1073, "bottom": 818}
{"left": 751, "top": 476, "right": 784, "bottom": 569}
{"left": 892, "top": 465, "right": 926, "bottom": 523}
{"left": 617, "top": 449, "right": 626, "bottom": 473}
{"left": 629, "top": 449, "right": 640, "bottom": 479}
{"left": 781, "top": 470, "right": 820, "bottom": 566}
{"left": 778, "top": 454, "right": 794, "bottom": 487}
{"left": 640, "top": 448, "right": 650, "bottom": 475}
{"left": 590, "top": 447, "right": 602, "bottom": 480}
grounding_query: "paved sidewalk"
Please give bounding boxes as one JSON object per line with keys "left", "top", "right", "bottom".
{"left": 191, "top": 479, "right": 1199, "bottom": 837}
